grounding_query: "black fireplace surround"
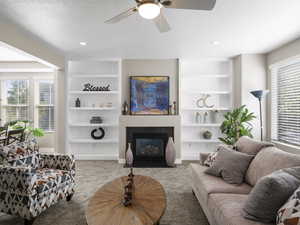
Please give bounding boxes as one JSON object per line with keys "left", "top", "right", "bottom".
{"left": 126, "top": 127, "right": 174, "bottom": 168}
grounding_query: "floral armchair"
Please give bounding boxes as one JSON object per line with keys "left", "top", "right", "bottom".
{"left": 0, "top": 139, "right": 75, "bottom": 225}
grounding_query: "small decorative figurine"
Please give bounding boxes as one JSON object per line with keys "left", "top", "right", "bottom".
{"left": 173, "top": 101, "right": 177, "bottom": 115}
{"left": 196, "top": 94, "right": 214, "bottom": 108}
{"left": 122, "top": 168, "right": 134, "bottom": 207}
{"left": 195, "top": 112, "right": 201, "bottom": 123}
{"left": 75, "top": 98, "right": 81, "bottom": 107}
{"left": 122, "top": 101, "right": 129, "bottom": 115}
{"left": 203, "top": 111, "right": 209, "bottom": 123}
{"left": 169, "top": 105, "right": 173, "bottom": 115}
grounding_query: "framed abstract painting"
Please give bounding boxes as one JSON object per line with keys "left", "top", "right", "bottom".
{"left": 130, "top": 76, "right": 169, "bottom": 115}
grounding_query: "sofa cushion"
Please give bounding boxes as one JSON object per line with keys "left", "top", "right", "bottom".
{"left": 205, "top": 148, "right": 254, "bottom": 184}
{"left": 243, "top": 167, "right": 300, "bottom": 223}
{"left": 245, "top": 147, "right": 300, "bottom": 186}
{"left": 277, "top": 187, "right": 300, "bottom": 225}
{"left": 235, "top": 136, "right": 274, "bottom": 155}
{"left": 190, "top": 163, "right": 252, "bottom": 203}
{"left": 203, "top": 145, "right": 234, "bottom": 167}
{"left": 208, "top": 193, "right": 271, "bottom": 225}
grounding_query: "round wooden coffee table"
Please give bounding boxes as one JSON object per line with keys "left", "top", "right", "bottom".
{"left": 86, "top": 175, "right": 166, "bottom": 225}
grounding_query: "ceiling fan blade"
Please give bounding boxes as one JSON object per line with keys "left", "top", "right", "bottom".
{"left": 105, "top": 7, "right": 137, "bottom": 24}
{"left": 154, "top": 12, "right": 171, "bottom": 33}
{"left": 162, "top": 0, "right": 216, "bottom": 10}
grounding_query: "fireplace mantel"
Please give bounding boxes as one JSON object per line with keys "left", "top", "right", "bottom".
{"left": 119, "top": 115, "right": 181, "bottom": 164}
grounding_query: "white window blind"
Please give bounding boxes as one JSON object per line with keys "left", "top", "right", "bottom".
{"left": 2, "top": 80, "right": 29, "bottom": 123}
{"left": 38, "top": 80, "right": 55, "bottom": 132}
{"left": 271, "top": 61, "right": 300, "bottom": 147}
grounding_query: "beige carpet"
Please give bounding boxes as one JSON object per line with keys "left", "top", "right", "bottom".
{"left": 0, "top": 161, "right": 209, "bottom": 225}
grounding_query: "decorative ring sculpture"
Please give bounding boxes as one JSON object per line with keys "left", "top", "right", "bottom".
{"left": 91, "top": 127, "right": 105, "bottom": 140}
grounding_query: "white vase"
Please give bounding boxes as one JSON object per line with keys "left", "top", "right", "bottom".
{"left": 125, "top": 143, "right": 134, "bottom": 166}
{"left": 165, "top": 137, "right": 176, "bottom": 167}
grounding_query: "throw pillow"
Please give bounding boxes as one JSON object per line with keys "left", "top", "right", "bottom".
{"left": 204, "top": 148, "right": 254, "bottom": 184}
{"left": 203, "top": 144, "right": 233, "bottom": 167}
{"left": 243, "top": 167, "right": 300, "bottom": 223}
{"left": 277, "top": 187, "right": 300, "bottom": 225}
{"left": 235, "top": 136, "right": 274, "bottom": 155}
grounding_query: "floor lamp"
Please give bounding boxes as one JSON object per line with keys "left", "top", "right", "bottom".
{"left": 250, "top": 90, "right": 269, "bottom": 141}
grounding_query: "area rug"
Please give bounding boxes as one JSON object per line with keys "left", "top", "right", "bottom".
{"left": 0, "top": 161, "right": 209, "bottom": 225}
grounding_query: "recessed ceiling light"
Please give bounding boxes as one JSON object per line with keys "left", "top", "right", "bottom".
{"left": 211, "top": 41, "right": 220, "bottom": 45}
{"left": 80, "top": 42, "right": 87, "bottom": 46}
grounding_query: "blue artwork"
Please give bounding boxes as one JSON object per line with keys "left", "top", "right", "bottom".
{"left": 130, "top": 76, "right": 169, "bottom": 115}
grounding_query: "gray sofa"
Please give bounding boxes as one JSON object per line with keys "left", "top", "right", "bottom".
{"left": 190, "top": 146, "right": 300, "bottom": 225}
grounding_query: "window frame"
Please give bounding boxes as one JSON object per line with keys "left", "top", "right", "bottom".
{"left": 0, "top": 75, "right": 55, "bottom": 133}
{"left": 34, "top": 78, "right": 55, "bottom": 132}
{"left": 270, "top": 55, "right": 300, "bottom": 148}
{"left": 0, "top": 78, "right": 30, "bottom": 125}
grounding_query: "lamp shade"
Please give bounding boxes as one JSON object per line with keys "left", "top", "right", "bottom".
{"left": 250, "top": 90, "right": 269, "bottom": 100}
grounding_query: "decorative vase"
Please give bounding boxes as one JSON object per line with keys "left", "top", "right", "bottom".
{"left": 165, "top": 137, "right": 176, "bottom": 167}
{"left": 203, "top": 130, "right": 212, "bottom": 140}
{"left": 125, "top": 143, "right": 134, "bottom": 167}
{"left": 195, "top": 112, "right": 201, "bottom": 124}
{"left": 75, "top": 98, "right": 80, "bottom": 107}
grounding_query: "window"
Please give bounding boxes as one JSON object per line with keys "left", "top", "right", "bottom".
{"left": 2, "top": 80, "right": 29, "bottom": 122}
{"left": 0, "top": 77, "right": 55, "bottom": 132}
{"left": 37, "top": 80, "right": 55, "bottom": 132}
{"left": 271, "top": 61, "right": 300, "bottom": 147}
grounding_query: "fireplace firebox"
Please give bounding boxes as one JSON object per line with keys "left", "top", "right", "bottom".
{"left": 126, "top": 127, "right": 174, "bottom": 168}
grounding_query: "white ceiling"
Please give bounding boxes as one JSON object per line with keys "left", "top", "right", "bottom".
{"left": 0, "top": 45, "right": 34, "bottom": 61}
{"left": 0, "top": 0, "right": 299, "bottom": 59}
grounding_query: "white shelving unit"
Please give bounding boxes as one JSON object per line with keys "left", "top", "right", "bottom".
{"left": 179, "top": 59, "right": 233, "bottom": 160}
{"left": 67, "top": 60, "right": 121, "bottom": 160}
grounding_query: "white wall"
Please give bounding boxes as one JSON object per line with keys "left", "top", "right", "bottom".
{"left": 233, "top": 54, "right": 268, "bottom": 140}
{"left": 267, "top": 38, "right": 300, "bottom": 66}
{"left": 121, "top": 59, "right": 179, "bottom": 107}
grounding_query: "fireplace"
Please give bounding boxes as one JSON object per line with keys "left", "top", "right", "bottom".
{"left": 126, "top": 127, "right": 174, "bottom": 167}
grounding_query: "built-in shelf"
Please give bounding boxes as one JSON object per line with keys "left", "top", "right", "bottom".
{"left": 183, "top": 123, "right": 221, "bottom": 127}
{"left": 183, "top": 139, "right": 221, "bottom": 143}
{"left": 179, "top": 59, "right": 232, "bottom": 160}
{"left": 181, "top": 107, "right": 230, "bottom": 111}
{"left": 69, "top": 107, "right": 116, "bottom": 111}
{"left": 70, "top": 74, "right": 118, "bottom": 78}
{"left": 67, "top": 60, "right": 121, "bottom": 160}
{"left": 69, "top": 91, "right": 119, "bottom": 95}
{"left": 69, "top": 123, "right": 118, "bottom": 127}
{"left": 69, "top": 139, "right": 118, "bottom": 144}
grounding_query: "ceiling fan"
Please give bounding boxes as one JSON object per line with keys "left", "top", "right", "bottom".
{"left": 105, "top": 0, "right": 216, "bottom": 33}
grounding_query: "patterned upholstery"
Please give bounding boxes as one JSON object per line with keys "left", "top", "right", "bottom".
{"left": 277, "top": 187, "right": 300, "bottom": 225}
{"left": 0, "top": 140, "right": 75, "bottom": 220}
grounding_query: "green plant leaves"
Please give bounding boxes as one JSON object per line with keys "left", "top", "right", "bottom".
{"left": 219, "top": 105, "right": 256, "bottom": 145}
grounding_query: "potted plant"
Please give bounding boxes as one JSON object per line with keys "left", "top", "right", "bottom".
{"left": 6, "top": 120, "right": 45, "bottom": 141}
{"left": 219, "top": 105, "right": 256, "bottom": 145}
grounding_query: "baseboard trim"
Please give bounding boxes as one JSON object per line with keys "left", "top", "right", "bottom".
{"left": 118, "top": 158, "right": 182, "bottom": 164}
{"left": 75, "top": 154, "right": 118, "bottom": 160}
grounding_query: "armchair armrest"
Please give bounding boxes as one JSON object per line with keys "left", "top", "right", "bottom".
{"left": 40, "top": 154, "right": 75, "bottom": 172}
{"left": 0, "top": 166, "right": 37, "bottom": 195}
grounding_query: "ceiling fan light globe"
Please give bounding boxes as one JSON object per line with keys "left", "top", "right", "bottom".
{"left": 138, "top": 3, "right": 161, "bottom": 20}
